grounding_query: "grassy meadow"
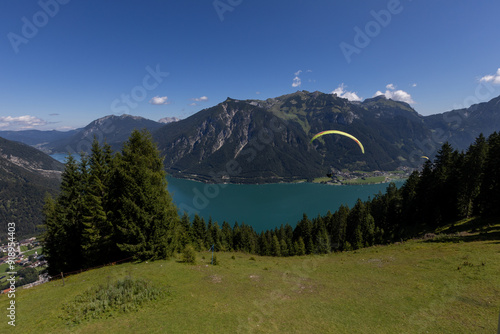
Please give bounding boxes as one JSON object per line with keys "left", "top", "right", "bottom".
{"left": 2, "top": 221, "right": 499, "bottom": 333}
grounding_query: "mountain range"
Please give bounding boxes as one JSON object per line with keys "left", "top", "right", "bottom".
{"left": 2, "top": 91, "right": 500, "bottom": 184}
{"left": 153, "top": 91, "right": 500, "bottom": 183}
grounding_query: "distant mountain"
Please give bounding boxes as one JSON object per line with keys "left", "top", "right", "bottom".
{"left": 153, "top": 91, "right": 500, "bottom": 183}
{"left": 158, "top": 117, "right": 180, "bottom": 124}
{"left": 4, "top": 92, "right": 500, "bottom": 184}
{"left": 0, "top": 137, "right": 64, "bottom": 239}
{"left": 153, "top": 91, "right": 433, "bottom": 183}
{"left": 49, "top": 114, "right": 164, "bottom": 154}
{"left": 0, "top": 129, "right": 80, "bottom": 153}
{"left": 423, "top": 95, "right": 500, "bottom": 150}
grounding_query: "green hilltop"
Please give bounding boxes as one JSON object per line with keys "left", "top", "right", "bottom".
{"left": 4, "top": 219, "right": 500, "bottom": 333}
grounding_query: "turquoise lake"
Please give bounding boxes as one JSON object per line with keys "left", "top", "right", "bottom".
{"left": 167, "top": 176, "right": 405, "bottom": 232}
{"left": 51, "top": 153, "right": 405, "bottom": 232}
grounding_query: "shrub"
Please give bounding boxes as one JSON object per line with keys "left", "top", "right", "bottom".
{"left": 182, "top": 244, "right": 197, "bottom": 264}
{"left": 61, "top": 277, "right": 164, "bottom": 324}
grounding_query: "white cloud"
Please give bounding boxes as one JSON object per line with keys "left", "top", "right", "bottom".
{"left": 294, "top": 70, "right": 302, "bottom": 76}
{"left": 479, "top": 68, "right": 500, "bottom": 84}
{"left": 188, "top": 102, "right": 197, "bottom": 106}
{"left": 191, "top": 96, "right": 208, "bottom": 102}
{"left": 149, "top": 96, "right": 171, "bottom": 105}
{"left": 0, "top": 115, "right": 48, "bottom": 130}
{"left": 411, "top": 83, "right": 417, "bottom": 87}
{"left": 292, "top": 76, "right": 301, "bottom": 88}
{"left": 331, "top": 83, "right": 362, "bottom": 102}
{"left": 373, "top": 85, "right": 415, "bottom": 104}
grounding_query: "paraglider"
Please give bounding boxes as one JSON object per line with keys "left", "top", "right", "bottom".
{"left": 421, "top": 156, "right": 429, "bottom": 160}
{"left": 310, "top": 130, "right": 365, "bottom": 154}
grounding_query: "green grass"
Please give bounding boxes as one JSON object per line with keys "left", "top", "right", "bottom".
{"left": 22, "top": 247, "right": 42, "bottom": 257}
{"left": 343, "top": 176, "right": 386, "bottom": 184}
{"left": 20, "top": 245, "right": 29, "bottom": 252}
{"left": 312, "top": 177, "right": 332, "bottom": 183}
{"left": 2, "top": 223, "right": 499, "bottom": 333}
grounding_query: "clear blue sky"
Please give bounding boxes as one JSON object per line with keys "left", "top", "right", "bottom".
{"left": 1, "top": 0, "right": 500, "bottom": 130}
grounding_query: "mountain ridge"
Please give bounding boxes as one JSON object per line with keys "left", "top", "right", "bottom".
{"left": 0, "top": 137, "right": 64, "bottom": 239}
{"left": 153, "top": 91, "right": 437, "bottom": 183}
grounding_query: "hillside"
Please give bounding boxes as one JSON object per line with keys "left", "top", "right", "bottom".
{"left": 154, "top": 91, "right": 432, "bottom": 183}
{"left": 6, "top": 222, "right": 499, "bottom": 333}
{"left": 423, "top": 95, "right": 500, "bottom": 150}
{"left": 0, "top": 137, "right": 63, "bottom": 239}
{"left": 0, "top": 129, "right": 80, "bottom": 153}
{"left": 152, "top": 91, "right": 500, "bottom": 183}
{"left": 49, "top": 114, "right": 164, "bottom": 154}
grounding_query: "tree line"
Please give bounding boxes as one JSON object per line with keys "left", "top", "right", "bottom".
{"left": 43, "top": 130, "right": 178, "bottom": 275}
{"left": 43, "top": 131, "right": 500, "bottom": 274}
{"left": 163, "top": 131, "right": 500, "bottom": 256}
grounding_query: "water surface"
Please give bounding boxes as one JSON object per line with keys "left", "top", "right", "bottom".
{"left": 51, "top": 153, "right": 405, "bottom": 232}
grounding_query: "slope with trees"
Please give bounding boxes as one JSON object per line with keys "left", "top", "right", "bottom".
{"left": 43, "top": 130, "right": 179, "bottom": 275}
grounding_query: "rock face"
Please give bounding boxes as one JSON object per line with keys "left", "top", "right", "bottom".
{"left": 153, "top": 92, "right": 416, "bottom": 183}
{"left": 158, "top": 117, "right": 180, "bottom": 124}
{"left": 153, "top": 91, "right": 500, "bottom": 183}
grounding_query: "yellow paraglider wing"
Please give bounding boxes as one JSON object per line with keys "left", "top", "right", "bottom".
{"left": 421, "top": 156, "right": 429, "bottom": 160}
{"left": 310, "top": 130, "right": 365, "bottom": 154}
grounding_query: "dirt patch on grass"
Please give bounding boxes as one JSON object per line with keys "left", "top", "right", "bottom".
{"left": 208, "top": 274, "right": 222, "bottom": 284}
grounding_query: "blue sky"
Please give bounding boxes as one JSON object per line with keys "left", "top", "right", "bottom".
{"left": 1, "top": 0, "right": 500, "bottom": 130}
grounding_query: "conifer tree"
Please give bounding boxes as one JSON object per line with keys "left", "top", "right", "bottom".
{"left": 221, "top": 221, "right": 233, "bottom": 251}
{"left": 458, "top": 134, "right": 488, "bottom": 218}
{"left": 108, "top": 129, "right": 178, "bottom": 260}
{"left": 295, "top": 237, "right": 306, "bottom": 256}
{"left": 329, "top": 205, "right": 348, "bottom": 250}
{"left": 43, "top": 154, "right": 84, "bottom": 274}
{"left": 179, "top": 212, "right": 192, "bottom": 247}
{"left": 80, "top": 139, "right": 111, "bottom": 267}
{"left": 191, "top": 214, "right": 206, "bottom": 251}
{"left": 480, "top": 132, "right": 500, "bottom": 216}
{"left": 271, "top": 235, "right": 281, "bottom": 257}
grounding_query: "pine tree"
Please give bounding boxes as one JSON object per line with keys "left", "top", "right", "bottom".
{"left": 457, "top": 134, "right": 488, "bottom": 218}
{"left": 179, "top": 212, "right": 192, "bottom": 247}
{"left": 80, "top": 138, "right": 111, "bottom": 267}
{"left": 295, "top": 237, "right": 306, "bottom": 256}
{"left": 400, "top": 171, "right": 420, "bottom": 237}
{"left": 192, "top": 214, "right": 206, "bottom": 251}
{"left": 347, "top": 199, "right": 372, "bottom": 249}
{"left": 480, "top": 132, "right": 500, "bottom": 216}
{"left": 221, "top": 221, "right": 233, "bottom": 251}
{"left": 108, "top": 130, "right": 178, "bottom": 260}
{"left": 271, "top": 235, "right": 281, "bottom": 257}
{"left": 329, "top": 205, "right": 349, "bottom": 251}
{"left": 280, "top": 239, "right": 289, "bottom": 257}
{"left": 42, "top": 194, "right": 64, "bottom": 275}
{"left": 43, "top": 154, "right": 84, "bottom": 274}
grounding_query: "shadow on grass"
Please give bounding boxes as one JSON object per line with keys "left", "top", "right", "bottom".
{"left": 424, "top": 217, "right": 500, "bottom": 244}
